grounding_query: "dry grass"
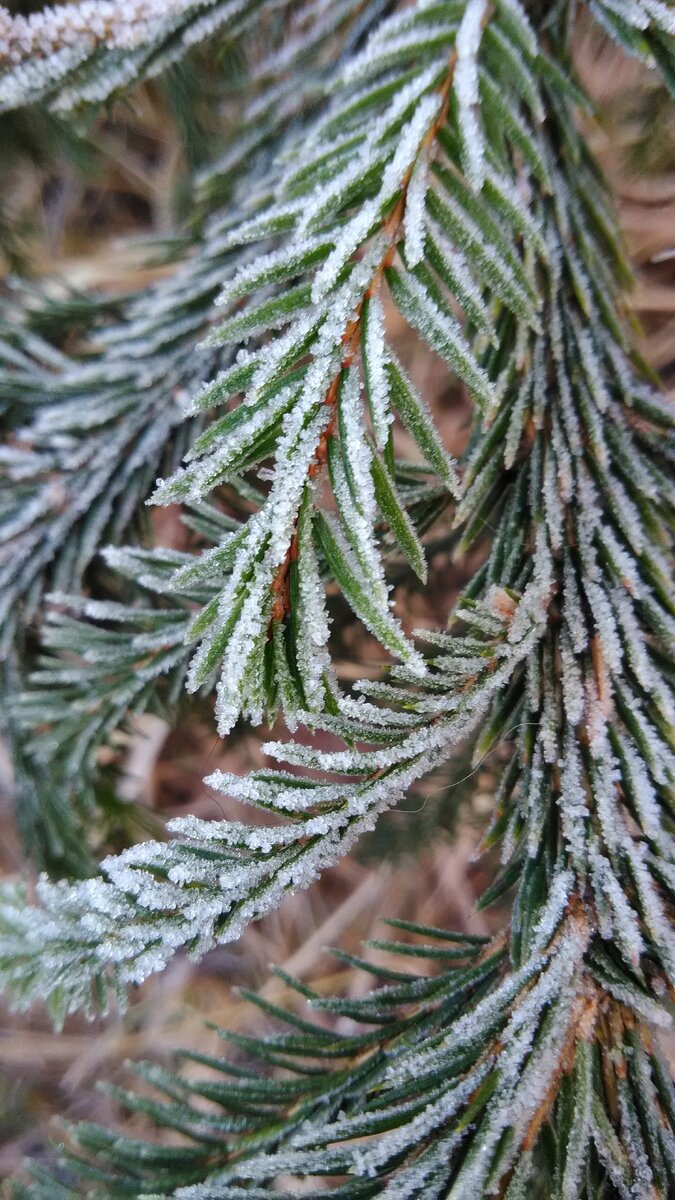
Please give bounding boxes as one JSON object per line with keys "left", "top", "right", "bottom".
{"left": 0, "top": 28, "right": 673, "bottom": 1186}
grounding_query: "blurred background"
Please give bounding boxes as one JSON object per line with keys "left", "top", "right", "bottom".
{"left": 0, "top": 8, "right": 674, "bottom": 1187}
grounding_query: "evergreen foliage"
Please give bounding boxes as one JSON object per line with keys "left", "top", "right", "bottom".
{"left": 0, "top": 0, "right": 674, "bottom": 1195}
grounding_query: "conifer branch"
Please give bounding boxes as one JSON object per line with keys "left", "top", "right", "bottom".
{"left": 0, "top": 0, "right": 394, "bottom": 874}
{"left": 2, "top": 0, "right": 673, "bottom": 1003}
{"left": 268, "top": 34, "right": 463, "bottom": 623}
{"left": 0, "top": 0, "right": 280, "bottom": 111}
{"left": 12, "top": 905, "right": 675, "bottom": 1198}
{"left": 1, "top": 2, "right": 674, "bottom": 1196}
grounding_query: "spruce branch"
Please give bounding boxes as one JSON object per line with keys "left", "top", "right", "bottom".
{"left": 0, "top": 0, "right": 395, "bottom": 869}
{"left": 140, "top": 0, "right": 547, "bottom": 735}
{"left": 1, "top": 0, "right": 673, "bottom": 1013}
{"left": 266, "top": 36, "right": 463, "bottom": 626}
{"left": 0, "top": 2, "right": 674, "bottom": 1196}
{"left": 0, "top": 585, "right": 549, "bottom": 1025}
{"left": 0, "top": 0, "right": 385, "bottom": 659}
{"left": 0, "top": 0, "right": 283, "bottom": 112}
{"left": 11, "top": 906, "right": 675, "bottom": 1198}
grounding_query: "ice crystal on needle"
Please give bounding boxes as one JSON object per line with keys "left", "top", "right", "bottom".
{"left": 455, "top": 0, "right": 489, "bottom": 188}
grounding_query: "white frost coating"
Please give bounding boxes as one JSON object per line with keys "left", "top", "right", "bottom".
{"left": 0, "top": 1, "right": 247, "bottom": 109}
{"left": 525, "top": 645, "right": 541, "bottom": 714}
{"left": 454, "top": 0, "right": 489, "bottom": 188}
{"left": 575, "top": 323, "right": 611, "bottom": 413}
{"left": 248, "top": 316, "right": 325, "bottom": 402}
{"left": 641, "top": 0, "right": 675, "bottom": 36}
{"left": 530, "top": 867, "right": 578, "bottom": 947}
{"left": 203, "top": 769, "right": 354, "bottom": 813}
{"left": 609, "top": 0, "right": 659, "bottom": 28}
{"left": 560, "top": 627, "right": 585, "bottom": 726}
{"left": 589, "top": 732, "right": 627, "bottom": 855}
{"left": 532, "top": 339, "right": 548, "bottom": 433}
{"left": 0, "top": 45, "right": 84, "bottom": 110}
{"left": 354, "top": 1071, "right": 484, "bottom": 1176}
{"left": 504, "top": 373, "right": 532, "bottom": 469}
{"left": 213, "top": 566, "right": 273, "bottom": 733}
{"left": 579, "top": 381, "right": 610, "bottom": 469}
{"left": 328, "top": 53, "right": 437, "bottom": 139}
{"left": 487, "top": 985, "right": 581, "bottom": 1166}
{"left": 342, "top": 21, "right": 453, "bottom": 87}
{"left": 595, "top": 525, "right": 642, "bottom": 598}
{"left": 612, "top": 590, "right": 673, "bottom": 727}
{"left": 387, "top": 973, "right": 525, "bottom": 1086}
{"left": 294, "top": 64, "right": 440, "bottom": 238}
{"left": 627, "top": 839, "right": 675, "bottom": 984}
{"left": 539, "top": 651, "right": 558, "bottom": 764}
{"left": 2, "top": 0, "right": 673, "bottom": 1101}
{"left": 555, "top": 354, "right": 583, "bottom": 456}
{"left": 403, "top": 146, "right": 431, "bottom": 267}
{"left": 327, "top": 506, "right": 427, "bottom": 673}
{"left": 292, "top": 141, "right": 388, "bottom": 240}
{"left": 336, "top": 693, "right": 427, "bottom": 727}
{"left": 615, "top": 681, "right": 675, "bottom": 787}
{"left": 575, "top": 476, "right": 602, "bottom": 582}
{"left": 485, "top": 162, "right": 546, "bottom": 254}
{"left": 506, "top": 524, "right": 553, "bottom": 646}
{"left": 591, "top": 0, "right": 651, "bottom": 33}
{"left": 185, "top": 395, "right": 331, "bottom": 733}
{"left": 214, "top": 233, "right": 328, "bottom": 309}
{"left": 495, "top": 0, "right": 537, "bottom": 54}
{"left": 550, "top": 412, "right": 574, "bottom": 502}
{"left": 7, "top": 756, "right": 415, "bottom": 1018}
{"left": 362, "top": 293, "right": 392, "bottom": 449}
{"left": 542, "top": 446, "right": 563, "bottom": 551}
{"left": 595, "top": 975, "right": 672, "bottom": 1028}
{"left": 525, "top": 740, "right": 546, "bottom": 856}
{"left": 392, "top": 268, "right": 492, "bottom": 409}
{"left": 326, "top": 371, "right": 425, "bottom": 674}
{"left": 427, "top": 215, "right": 493, "bottom": 330}
{"left": 559, "top": 731, "right": 588, "bottom": 868}
{"left": 152, "top": 381, "right": 300, "bottom": 504}
{"left": 312, "top": 92, "right": 441, "bottom": 299}
{"left": 220, "top": 409, "right": 328, "bottom": 730}
{"left": 617, "top": 1077, "right": 656, "bottom": 1197}
{"left": 251, "top": 0, "right": 340, "bottom": 78}
{"left": 339, "top": 366, "right": 378, "bottom": 527}
{"left": 590, "top": 845, "right": 644, "bottom": 967}
{"left": 378, "top": 1135, "right": 466, "bottom": 1200}
{"left": 391, "top": 878, "right": 581, "bottom": 1108}
{"left": 184, "top": 519, "right": 259, "bottom": 686}
{"left": 179, "top": 254, "right": 394, "bottom": 728}
{"left": 294, "top": 492, "right": 333, "bottom": 712}
{"left": 583, "top": 578, "right": 623, "bottom": 674}
{"left": 264, "top": 693, "right": 489, "bottom": 776}
{"left": 558, "top": 1048, "right": 593, "bottom": 1199}
{"left": 618, "top": 737, "right": 665, "bottom": 844}
{"left": 604, "top": 471, "right": 646, "bottom": 556}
